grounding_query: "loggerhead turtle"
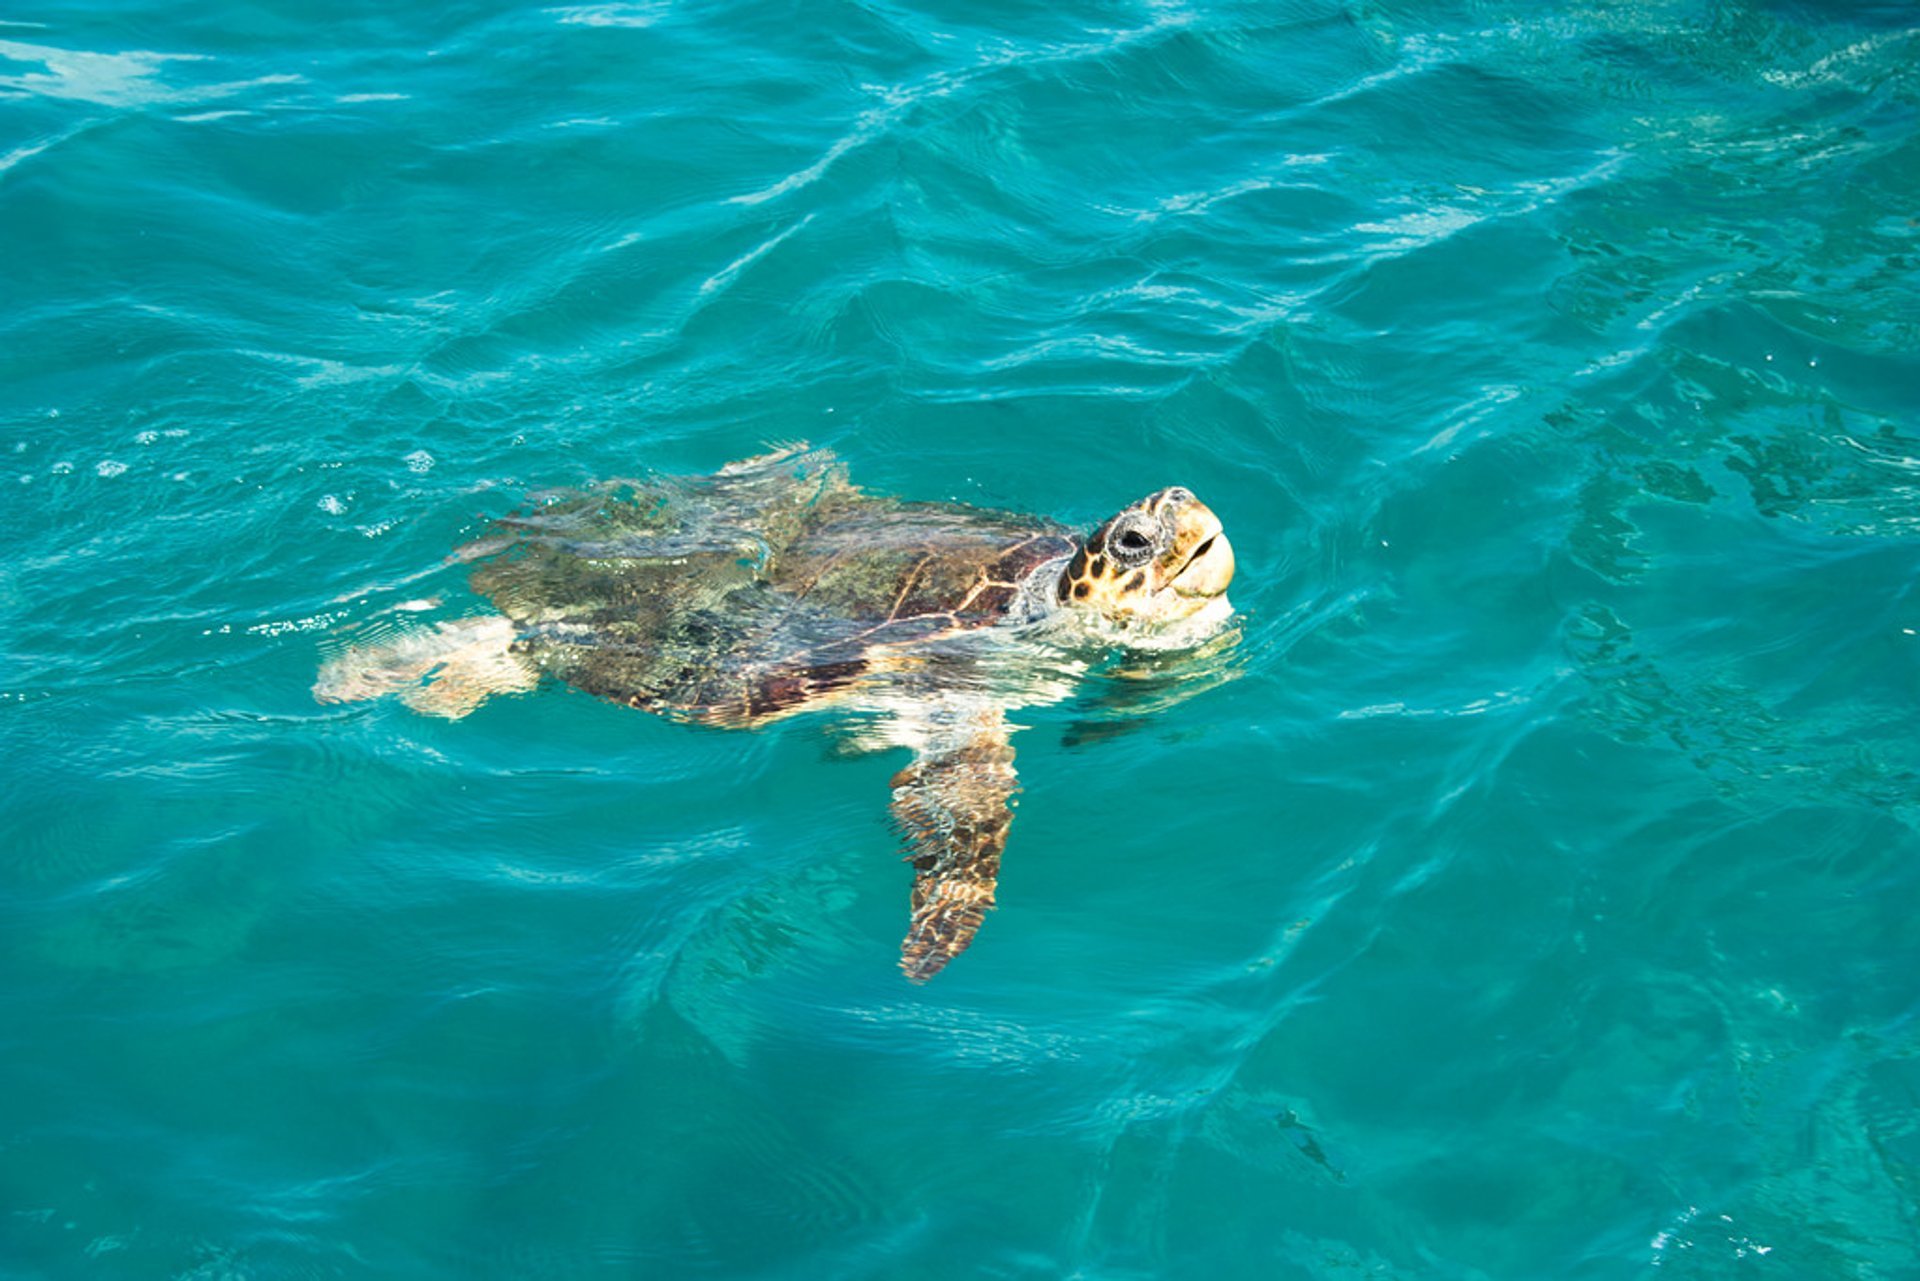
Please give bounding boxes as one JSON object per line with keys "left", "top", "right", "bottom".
{"left": 316, "top": 446, "right": 1236, "bottom": 980}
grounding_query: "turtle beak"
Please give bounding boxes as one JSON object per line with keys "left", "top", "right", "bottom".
{"left": 1167, "top": 499, "right": 1235, "bottom": 599}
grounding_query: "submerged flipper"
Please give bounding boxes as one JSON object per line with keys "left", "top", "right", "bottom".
{"left": 314, "top": 615, "right": 537, "bottom": 719}
{"left": 891, "top": 710, "right": 1019, "bottom": 982}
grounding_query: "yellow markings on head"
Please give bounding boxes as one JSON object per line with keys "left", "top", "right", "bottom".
{"left": 1055, "top": 486, "right": 1235, "bottom": 628}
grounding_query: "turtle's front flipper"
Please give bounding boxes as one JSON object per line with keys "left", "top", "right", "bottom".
{"left": 891, "top": 710, "right": 1018, "bottom": 982}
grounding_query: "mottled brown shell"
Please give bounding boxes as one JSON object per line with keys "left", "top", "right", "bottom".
{"left": 466, "top": 448, "right": 1075, "bottom": 723}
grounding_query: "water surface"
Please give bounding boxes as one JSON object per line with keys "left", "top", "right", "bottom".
{"left": 4, "top": 1, "right": 1919, "bottom": 1276}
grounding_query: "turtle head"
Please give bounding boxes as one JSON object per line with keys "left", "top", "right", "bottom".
{"left": 1054, "top": 487, "right": 1235, "bottom": 634}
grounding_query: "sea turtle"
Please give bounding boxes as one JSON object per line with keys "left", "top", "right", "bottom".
{"left": 316, "top": 445, "right": 1236, "bottom": 980}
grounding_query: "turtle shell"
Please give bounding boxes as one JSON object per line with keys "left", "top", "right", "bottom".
{"left": 466, "top": 448, "right": 1076, "bottom": 723}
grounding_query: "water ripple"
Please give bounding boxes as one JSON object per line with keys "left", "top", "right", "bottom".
{"left": 5, "top": 1, "right": 1920, "bottom": 1277}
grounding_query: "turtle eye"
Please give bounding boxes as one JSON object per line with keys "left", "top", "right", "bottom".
{"left": 1110, "top": 524, "right": 1155, "bottom": 566}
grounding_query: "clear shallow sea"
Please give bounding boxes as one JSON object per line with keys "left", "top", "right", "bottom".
{"left": 3, "top": 1, "right": 1919, "bottom": 1276}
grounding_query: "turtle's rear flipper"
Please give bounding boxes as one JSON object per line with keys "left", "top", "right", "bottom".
{"left": 314, "top": 615, "right": 537, "bottom": 719}
{"left": 891, "top": 710, "right": 1018, "bottom": 982}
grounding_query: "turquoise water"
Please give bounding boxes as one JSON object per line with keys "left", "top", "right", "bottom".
{"left": 4, "top": 0, "right": 1919, "bottom": 1275}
